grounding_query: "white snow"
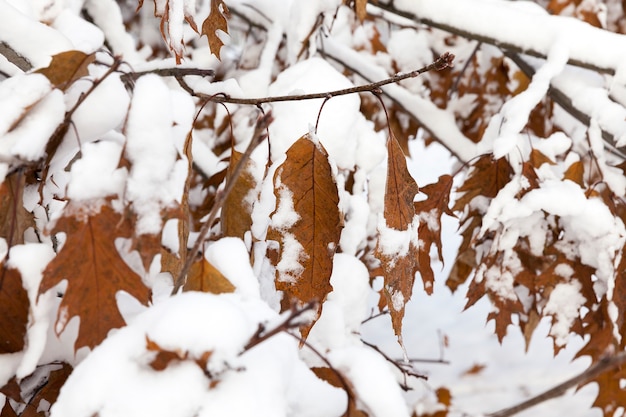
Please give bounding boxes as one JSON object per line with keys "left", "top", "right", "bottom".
{"left": 544, "top": 280, "right": 586, "bottom": 347}
{"left": 50, "top": 292, "right": 344, "bottom": 417}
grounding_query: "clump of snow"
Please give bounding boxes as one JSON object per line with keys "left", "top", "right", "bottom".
{"left": 376, "top": 215, "right": 420, "bottom": 258}
{"left": 544, "top": 280, "right": 586, "bottom": 347}
{"left": 67, "top": 141, "right": 127, "bottom": 200}
{"left": 204, "top": 237, "right": 260, "bottom": 298}
{"left": 50, "top": 292, "right": 344, "bottom": 417}
{"left": 0, "top": 73, "right": 62, "bottom": 162}
{"left": 124, "top": 74, "right": 192, "bottom": 235}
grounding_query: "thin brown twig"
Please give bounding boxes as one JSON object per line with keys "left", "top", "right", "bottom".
{"left": 361, "top": 339, "right": 428, "bottom": 389}
{"left": 170, "top": 111, "right": 273, "bottom": 294}
{"left": 487, "top": 351, "right": 626, "bottom": 417}
{"left": 190, "top": 52, "right": 454, "bottom": 105}
{"left": 243, "top": 301, "right": 317, "bottom": 351}
{"left": 287, "top": 331, "right": 359, "bottom": 417}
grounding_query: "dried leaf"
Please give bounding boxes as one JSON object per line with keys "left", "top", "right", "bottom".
{"left": 0, "top": 265, "right": 28, "bottom": 353}
{"left": 0, "top": 172, "right": 36, "bottom": 247}
{"left": 202, "top": 0, "right": 230, "bottom": 59}
{"left": 414, "top": 175, "right": 454, "bottom": 294}
{"left": 136, "top": 0, "right": 199, "bottom": 63}
{"left": 39, "top": 202, "right": 151, "bottom": 351}
{"left": 530, "top": 148, "right": 555, "bottom": 167}
{"left": 375, "top": 134, "right": 420, "bottom": 342}
{"left": 268, "top": 133, "right": 342, "bottom": 339}
{"left": 221, "top": 150, "right": 257, "bottom": 239}
{"left": 563, "top": 160, "right": 585, "bottom": 187}
{"left": 355, "top": 0, "right": 367, "bottom": 22}
{"left": 20, "top": 363, "right": 73, "bottom": 417}
{"left": 461, "top": 363, "right": 486, "bottom": 376}
{"left": 146, "top": 337, "right": 212, "bottom": 373}
{"left": 184, "top": 258, "right": 235, "bottom": 294}
{"left": 36, "top": 51, "right": 95, "bottom": 90}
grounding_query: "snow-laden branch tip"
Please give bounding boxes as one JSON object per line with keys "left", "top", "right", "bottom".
{"left": 376, "top": 0, "right": 626, "bottom": 75}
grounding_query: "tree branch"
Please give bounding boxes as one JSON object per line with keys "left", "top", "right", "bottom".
{"left": 0, "top": 41, "right": 32, "bottom": 72}
{"left": 373, "top": 1, "right": 623, "bottom": 76}
{"left": 171, "top": 111, "right": 273, "bottom": 295}
{"left": 191, "top": 52, "right": 454, "bottom": 105}
{"left": 505, "top": 51, "right": 626, "bottom": 157}
{"left": 487, "top": 351, "right": 626, "bottom": 417}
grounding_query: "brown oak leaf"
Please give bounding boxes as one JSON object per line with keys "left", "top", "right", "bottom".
{"left": 39, "top": 201, "right": 151, "bottom": 351}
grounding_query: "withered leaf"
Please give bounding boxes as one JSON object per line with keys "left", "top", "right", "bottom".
{"left": 39, "top": 202, "right": 151, "bottom": 351}
{"left": 268, "top": 133, "right": 342, "bottom": 339}
{"left": 146, "top": 336, "right": 212, "bottom": 372}
{"left": 184, "top": 258, "right": 235, "bottom": 294}
{"left": 0, "top": 265, "right": 29, "bottom": 353}
{"left": 563, "top": 160, "right": 585, "bottom": 187}
{"left": 414, "top": 174, "right": 454, "bottom": 294}
{"left": 0, "top": 171, "right": 35, "bottom": 248}
{"left": 20, "top": 363, "right": 73, "bottom": 417}
{"left": 375, "top": 133, "right": 420, "bottom": 342}
{"left": 221, "top": 150, "right": 257, "bottom": 239}
{"left": 36, "top": 51, "right": 95, "bottom": 90}
{"left": 202, "top": 0, "right": 230, "bottom": 59}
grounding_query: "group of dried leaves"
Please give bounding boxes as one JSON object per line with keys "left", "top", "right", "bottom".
{"left": 4, "top": 0, "right": 626, "bottom": 416}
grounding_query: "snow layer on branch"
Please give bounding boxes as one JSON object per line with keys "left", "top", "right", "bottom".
{"left": 0, "top": 0, "right": 72, "bottom": 70}
{"left": 489, "top": 41, "right": 569, "bottom": 159}
{"left": 125, "top": 75, "right": 193, "bottom": 234}
{"left": 394, "top": 0, "right": 626, "bottom": 75}
{"left": 83, "top": 0, "right": 140, "bottom": 62}
{"left": 67, "top": 141, "right": 127, "bottom": 200}
{"left": 52, "top": 9, "right": 104, "bottom": 54}
{"left": 50, "top": 292, "right": 344, "bottom": 417}
{"left": 0, "top": 74, "right": 64, "bottom": 163}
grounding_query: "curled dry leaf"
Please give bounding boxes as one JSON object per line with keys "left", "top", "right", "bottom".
{"left": 202, "top": 0, "right": 230, "bottom": 59}
{"left": 375, "top": 133, "right": 420, "bottom": 343}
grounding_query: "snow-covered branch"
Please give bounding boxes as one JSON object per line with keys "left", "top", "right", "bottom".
{"left": 376, "top": 0, "right": 626, "bottom": 75}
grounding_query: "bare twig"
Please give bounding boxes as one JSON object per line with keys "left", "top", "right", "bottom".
{"left": 487, "top": 351, "right": 626, "bottom": 417}
{"left": 361, "top": 339, "right": 428, "bottom": 390}
{"left": 243, "top": 301, "right": 317, "bottom": 351}
{"left": 189, "top": 52, "right": 454, "bottom": 105}
{"left": 289, "top": 332, "right": 360, "bottom": 417}
{"left": 120, "top": 67, "right": 215, "bottom": 89}
{"left": 171, "top": 111, "right": 273, "bottom": 294}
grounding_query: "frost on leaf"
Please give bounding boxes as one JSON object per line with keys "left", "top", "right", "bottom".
{"left": 202, "top": 0, "right": 230, "bottom": 59}
{"left": 267, "top": 133, "right": 342, "bottom": 340}
{"left": 39, "top": 202, "right": 151, "bottom": 351}
{"left": 414, "top": 174, "right": 454, "bottom": 294}
{"left": 0, "top": 264, "right": 29, "bottom": 353}
{"left": 375, "top": 133, "right": 420, "bottom": 342}
{"left": 36, "top": 50, "right": 95, "bottom": 90}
